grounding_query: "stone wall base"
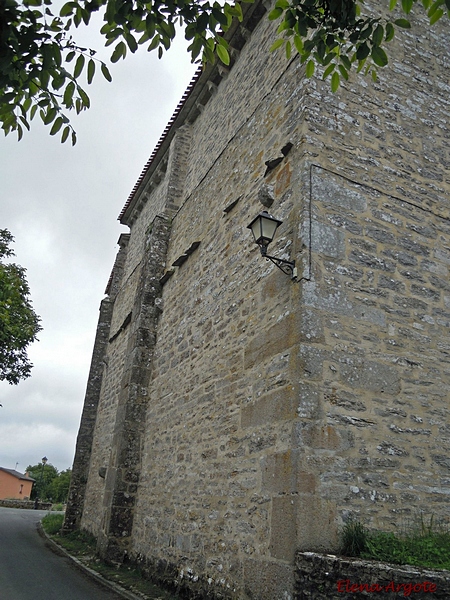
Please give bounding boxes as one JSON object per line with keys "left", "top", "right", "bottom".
{"left": 295, "top": 552, "right": 450, "bottom": 599}
{"left": 131, "top": 553, "right": 242, "bottom": 600}
{"left": 0, "top": 499, "right": 53, "bottom": 510}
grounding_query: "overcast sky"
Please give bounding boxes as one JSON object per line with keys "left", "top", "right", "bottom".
{"left": 0, "top": 17, "right": 197, "bottom": 473}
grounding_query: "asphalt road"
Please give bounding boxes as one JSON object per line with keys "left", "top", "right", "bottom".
{"left": 0, "top": 507, "right": 126, "bottom": 600}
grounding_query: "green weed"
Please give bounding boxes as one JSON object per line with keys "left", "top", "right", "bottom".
{"left": 41, "top": 512, "right": 64, "bottom": 535}
{"left": 341, "top": 515, "right": 450, "bottom": 570}
{"left": 341, "top": 518, "right": 369, "bottom": 556}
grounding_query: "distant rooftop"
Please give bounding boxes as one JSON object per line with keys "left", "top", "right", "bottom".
{"left": 0, "top": 467, "right": 36, "bottom": 481}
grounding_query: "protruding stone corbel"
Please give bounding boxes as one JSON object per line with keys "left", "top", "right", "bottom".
{"left": 229, "top": 46, "right": 241, "bottom": 61}
{"left": 207, "top": 81, "right": 218, "bottom": 96}
{"left": 258, "top": 184, "right": 275, "bottom": 208}
{"left": 218, "top": 64, "right": 230, "bottom": 79}
{"left": 239, "top": 25, "right": 251, "bottom": 41}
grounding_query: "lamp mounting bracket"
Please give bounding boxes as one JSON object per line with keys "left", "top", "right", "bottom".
{"left": 260, "top": 246, "right": 297, "bottom": 280}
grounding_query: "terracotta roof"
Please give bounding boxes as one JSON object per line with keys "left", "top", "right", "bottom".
{"left": 0, "top": 467, "right": 36, "bottom": 482}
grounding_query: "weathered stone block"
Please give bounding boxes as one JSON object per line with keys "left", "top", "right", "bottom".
{"left": 241, "top": 385, "right": 297, "bottom": 428}
{"left": 269, "top": 495, "right": 298, "bottom": 561}
{"left": 339, "top": 359, "right": 401, "bottom": 395}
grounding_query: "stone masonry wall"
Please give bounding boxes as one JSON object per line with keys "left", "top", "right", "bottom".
{"left": 69, "top": 2, "right": 450, "bottom": 599}
{"left": 69, "top": 235, "right": 130, "bottom": 535}
{"left": 129, "top": 8, "right": 449, "bottom": 599}
{"left": 295, "top": 552, "right": 450, "bottom": 599}
{"left": 64, "top": 295, "right": 115, "bottom": 532}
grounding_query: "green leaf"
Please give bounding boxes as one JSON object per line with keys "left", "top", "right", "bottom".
{"left": 52, "top": 75, "right": 66, "bottom": 91}
{"left": 216, "top": 44, "right": 230, "bottom": 65}
{"left": 50, "top": 116, "right": 63, "bottom": 135}
{"left": 331, "top": 71, "right": 340, "bottom": 92}
{"left": 402, "top": 0, "right": 414, "bottom": 13}
{"left": 86, "top": 59, "right": 95, "bottom": 84}
{"left": 293, "top": 34, "right": 303, "bottom": 54}
{"left": 63, "top": 81, "right": 75, "bottom": 106}
{"left": 305, "top": 59, "right": 315, "bottom": 78}
{"left": 125, "top": 32, "right": 138, "bottom": 53}
{"left": 428, "top": 0, "right": 442, "bottom": 17}
{"left": 22, "top": 97, "right": 32, "bottom": 114}
{"left": 338, "top": 64, "right": 349, "bottom": 80}
{"left": 317, "top": 40, "right": 326, "bottom": 61}
{"left": 323, "top": 63, "right": 335, "bottom": 79}
{"left": 359, "top": 25, "right": 373, "bottom": 41}
{"left": 212, "top": 7, "right": 228, "bottom": 26}
{"left": 73, "top": 54, "right": 85, "bottom": 78}
{"left": 111, "top": 41, "right": 126, "bottom": 63}
{"left": 19, "top": 116, "right": 30, "bottom": 131}
{"left": 59, "top": 2, "right": 76, "bottom": 17}
{"left": 28, "top": 79, "right": 39, "bottom": 96}
{"left": 77, "top": 87, "right": 90, "bottom": 108}
{"left": 44, "top": 106, "right": 57, "bottom": 124}
{"left": 323, "top": 52, "right": 335, "bottom": 66}
{"left": 1, "top": 92, "right": 16, "bottom": 104}
{"left": 269, "top": 38, "right": 285, "bottom": 52}
{"left": 147, "top": 35, "right": 160, "bottom": 52}
{"left": 41, "top": 69, "right": 50, "bottom": 90}
{"left": 268, "top": 7, "right": 283, "bottom": 20}
{"left": 203, "top": 44, "right": 215, "bottom": 64}
{"left": 61, "top": 126, "right": 70, "bottom": 143}
{"left": 52, "top": 43, "right": 62, "bottom": 68}
{"left": 356, "top": 42, "right": 370, "bottom": 60}
{"left": 229, "top": 2, "right": 243, "bottom": 20}
{"left": 105, "top": 0, "right": 115, "bottom": 24}
{"left": 372, "top": 24, "right": 384, "bottom": 46}
{"left": 385, "top": 22, "right": 395, "bottom": 42}
{"left": 101, "top": 63, "right": 112, "bottom": 82}
{"left": 371, "top": 45, "right": 388, "bottom": 67}
{"left": 340, "top": 55, "right": 352, "bottom": 70}
{"left": 285, "top": 40, "right": 291, "bottom": 60}
{"left": 145, "top": 14, "right": 156, "bottom": 38}
{"left": 430, "top": 7, "right": 444, "bottom": 23}
{"left": 389, "top": 0, "right": 398, "bottom": 8}
{"left": 356, "top": 58, "right": 367, "bottom": 73}
{"left": 394, "top": 18, "right": 411, "bottom": 27}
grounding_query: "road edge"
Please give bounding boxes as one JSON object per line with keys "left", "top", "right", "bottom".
{"left": 37, "top": 522, "right": 146, "bottom": 600}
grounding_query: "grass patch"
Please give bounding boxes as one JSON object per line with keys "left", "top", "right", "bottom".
{"left": 341, "top": 516, "right": 450, "bottom": 570}
{"left": 42, "top": 512, "right": 65, "bottom": 535}
{"left": 41, "top": 514, "right": 179, "bottom": 599}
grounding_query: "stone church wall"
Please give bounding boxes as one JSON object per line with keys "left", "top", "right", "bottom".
{"left": 66, "top": 2, "right": 450, "bottom": 598}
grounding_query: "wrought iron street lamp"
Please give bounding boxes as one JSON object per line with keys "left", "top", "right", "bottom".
{"left": 247, "top": 211, "right": 297, "bottom": 279}
{"left": 39, "top": 456, "right": 47, "bottom": 499}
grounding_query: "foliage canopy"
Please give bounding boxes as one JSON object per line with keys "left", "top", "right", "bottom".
{"left": 0, "top": 229, "right": 41, "bottom": 385}
{"left": 1, "top": 0, "right": 449, "bottom": 143}
{"left": 26, "top": 461, "right": 72, "bottom": 501}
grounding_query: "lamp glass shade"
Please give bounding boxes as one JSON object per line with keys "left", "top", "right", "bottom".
{"left": 247, "top": 211, "right": 282, "bottom": 248}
